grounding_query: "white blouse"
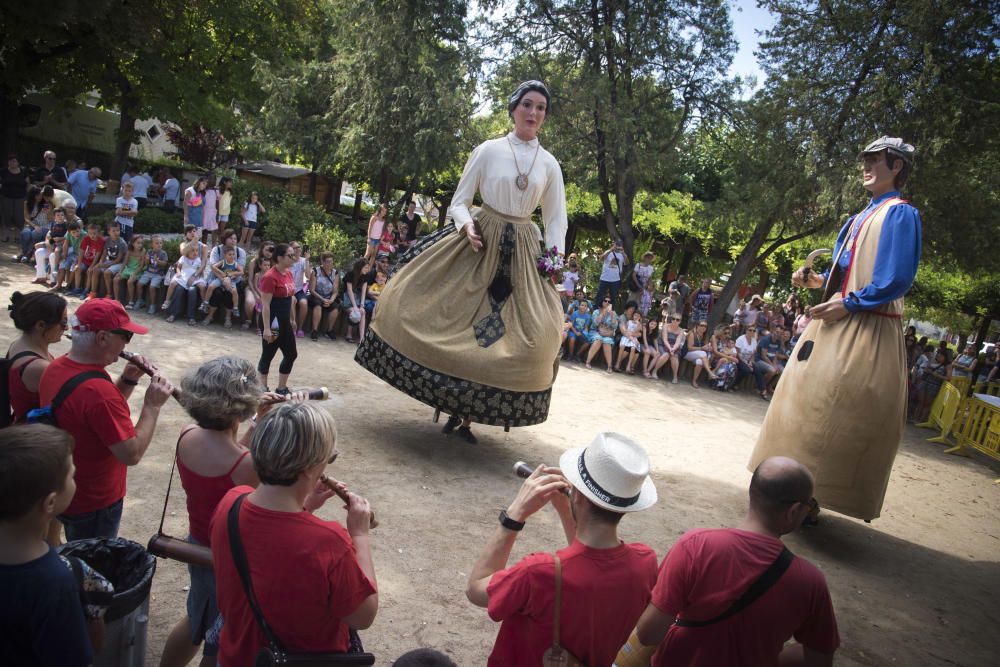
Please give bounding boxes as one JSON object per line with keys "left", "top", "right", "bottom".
{"left": 450, "top": 132, "right": 568, "bottom": 254}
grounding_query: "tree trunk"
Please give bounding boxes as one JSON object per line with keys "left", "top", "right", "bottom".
{"left": 565, "top": 219, "right": 578, "bottom": 255}
{"left": 0, "top": 89, "right": 19, "bottom": 163}
{"left": 437, "top": 203, "right": 448, "bottom": 230}
{"left": 352, "top": 191, "right": 364, "bottom": 223}
{"left": 328, "top": 177, "right": 343, "bottom": 212}
{"left": 678, "top": 250, "right": 694, "bottom": 276}
{"left": 707, "top": 218, "right": 776, "bottom": 331}
{"left": 307, "top": 171, "right": 318, "bottom": 199}
{"left": 974, "top": 315, "right": 991, "bottom": 349}
{"left": 111, "top": 102, "right": 137, "bottom": 180}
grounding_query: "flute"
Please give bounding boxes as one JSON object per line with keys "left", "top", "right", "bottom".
{"left": 513, "top": 461, "right": 571, "bottom": 496}
{"left": 320, "top": 473, "right": 379, "bottom": 528}
{"left": 119, "top": 349, "right": 183, "bottom": 400}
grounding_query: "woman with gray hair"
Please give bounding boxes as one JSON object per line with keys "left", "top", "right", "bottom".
{"left": 210, "top": 402, "right": 378, "bottom": 665}
{"left": 160, "top": 356, "right": 302, "bottom": 667}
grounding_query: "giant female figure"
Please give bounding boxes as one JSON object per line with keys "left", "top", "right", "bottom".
{"left": 356, "top": 81, "right": 566, "bottom": 443}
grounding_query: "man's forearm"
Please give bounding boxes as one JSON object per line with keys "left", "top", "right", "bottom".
{"left": 131, "top": 404, "right": 162, "bottom": 464}
{"left": 467, "top": 525, "right": 519, "bottom": 606}
{"left": 352, "top": 534, "right": 377, "bottom": 589}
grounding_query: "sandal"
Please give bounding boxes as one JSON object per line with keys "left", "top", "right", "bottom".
{"left": 224, "top": 317, "right": 233, "bottom": 329}
{"left": 165, "top": 315, "right": 175, "bottom": 323}
{"left": 188, "top": 318, "right": 196, "bottom": 326}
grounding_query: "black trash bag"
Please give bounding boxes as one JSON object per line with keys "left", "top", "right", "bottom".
{"left": 57, "top": 537, "right": 156, "bottom": 622}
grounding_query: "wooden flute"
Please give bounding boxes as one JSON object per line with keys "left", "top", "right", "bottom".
{"left": 320, "top": 474, "right": 379, "bottom": 528}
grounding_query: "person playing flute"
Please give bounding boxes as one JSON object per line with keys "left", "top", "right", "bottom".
{"left": 37, "top": 299, "right": 174, "bottom": 541}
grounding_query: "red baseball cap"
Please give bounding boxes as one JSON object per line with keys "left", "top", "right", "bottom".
{"left": 72, "top": 299, "right": 149, "bottom": 335}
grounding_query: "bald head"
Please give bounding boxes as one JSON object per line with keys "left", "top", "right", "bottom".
{"left": 749, "top": 456, "right": 814, "bottom": 516}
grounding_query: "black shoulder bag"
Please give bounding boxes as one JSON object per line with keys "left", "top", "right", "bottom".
{"left": 674, "top": 547, "right": 794, "bottom": 628}
{"left": 226, "top": 494, "right": 375, "bottom": 667}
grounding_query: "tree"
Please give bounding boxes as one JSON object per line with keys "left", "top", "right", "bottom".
{"left": 327, "top": 0, "right": 478, "bottom": 208}
{"left": 483, "top": 0, "right": 737, "bottom": 262}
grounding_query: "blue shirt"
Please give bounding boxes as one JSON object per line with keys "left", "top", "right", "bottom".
{"left": 67, "top": 170, "right": 96, "bottom": 208}
{"left": 756, "top": 334, "right": 781, "bottom": 362}
{"left": 828, "top": 191, "right": 922, "bottom": 313}
{"left": 570, "top": 311, "right": 592, "bottom": 333}
{"left": 0, "top": 548, "right": 92, "bottom": 667}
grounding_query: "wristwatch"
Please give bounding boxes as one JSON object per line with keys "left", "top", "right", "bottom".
{"left": 499, "top": 509, "right": 525, "bottom": 532}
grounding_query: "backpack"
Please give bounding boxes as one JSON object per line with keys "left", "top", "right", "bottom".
{"left": 26, "top": 371, "right": 112, "bottom": 427}
{"left": 0, "top": 351, "right": 43, "bottom": 427}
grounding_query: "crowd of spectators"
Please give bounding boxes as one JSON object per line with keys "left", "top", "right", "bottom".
{"left": 906, "top": 327, "right": 998, "bottom": 422}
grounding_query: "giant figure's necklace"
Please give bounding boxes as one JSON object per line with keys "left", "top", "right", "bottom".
{"left": 507, "top": 136, "right": 540, "bottom": 191}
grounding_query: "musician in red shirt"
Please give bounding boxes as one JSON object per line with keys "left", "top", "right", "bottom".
{"left": 38, "top": 299, "right": 173, "bottom": 541}
{"left": 636, "top": 456, "right": 840, "bottom": 666}
{"left": 466, "top": 432, "right": 659, "bottom": 667}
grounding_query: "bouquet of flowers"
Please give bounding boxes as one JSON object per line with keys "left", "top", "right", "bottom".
{"left": 537, "top": 246, "right": 565, "bottom": 284}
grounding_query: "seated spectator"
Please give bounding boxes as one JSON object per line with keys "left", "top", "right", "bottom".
{"left": 201, "top": 230, "right": 248, "bottom": 316}
{"left": 94, "top": 223, "right": 127, "bottom": 301}
{"left": 951, "top": 344, "right": 979, "bottom": 380}
{"left": 242, "top": 242, "right": 274, "bottom": 330}
{"left": 0, "top": 424, "right": 113, "bottom": 667}
{"left": 53, "top": 220, "right": 83, "bottom": 292}
{"left": 650, "top": 315, "right": 685, "bottom": 382}
{"left": 635, "top": 456, "right": 839, "bottom": 667}
{"left": 754, "top": 325, "right": 785, "bottom": 400}
{"left": 164, "top": 241, "right": 207, "bottom": 325}
{"left": 201, "top": 246, "right": 243, "bottom": 329}
{"left": 565, "top": 287, "right": 589, "bottom": 317}
{"left": 289, "top": 241, "right": 310, "bottom": 338}
{"left": 210, "top": 402, "right": 378, "bottom": 666}
{"left": 31, "top": 206, "right": 67, "bottom": 285}
{"left": 160, "top": 357, "right": 298, "bottom": 667}
{"left": 308, "top": 252, "right": 341, "bottom": 341}
{"left": 734, "top": 325, "right": 759, "bottom": 390}
{"left": 685, "top": 321, "right": 717, "bottom": 389}
{"left": 614, "top": 301, "right": 640, "bottom": 372}
{"left": 115, "top": 235, "right": 146, "bottom": 305}
{"left": 134, "top": 234, "right": 169, "bottom": 314}
{"left": 641, "top": 317, "right": 663, "bottom": 378}
{"left": 977, "top": 348, "right": 997, "bottom": 385}
{"left": 710, "top": 324, "right": 739, "bottom": 391}
{"left": 342, "top": 259, "right": 371, "bottom": 344}
{"left": 792, "top": 306, "right": 811, "bottom": 344}
{"left": 563, "top": 299, "right": 592, "bottom": 361}
{"left": 465, "top": 432, "right": 658, "bottom": 667}
{"left": 914, "top": 349, "right": 952, "bottom": 422}
{"left": 17, "top": 185, "right": 51, "bottom": 264}
{"left": 585, "top": 298, "right": 618, "bottom": 373}
{"left": 398, "top": 200, "right": 421, "bottom": 251}
{"left": 615, "top": 309, "right": 644, "bottom": 374}
{"left": 378, "top": 222, "right": 396, "bottom": 256}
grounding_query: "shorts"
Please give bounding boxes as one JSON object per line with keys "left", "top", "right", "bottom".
{"left": 208, "top": 276, "right": 242, "bottom": 290}
{"left": 589, "top": 332, "right": 614, "bottom": 346}
{"left": 242, "top": 219, "right": 257, "bottom": 230}
{"left": 59, "top": 250, "right": 77, "bottom": 271}
{"left": 754, "top": 360, "right": 776, "bottom": 375}
{"left": 79, "top": 260, "right": 92, "bottom": 272}
{"left": 137, "top": 271, "right": 165, "bottom": 288}
{"left": 294, "top": 289, "right": 307, "bottom": 301}
{"left": 118, "top": 223, "right": 133, "bottom": 242}
{"left": 219, "top": 214, "right": 229, "bottom": 223}
{"left": 368, "top": 238, "right": 380, "bottom": 247}
{"left": 567, "top": 330, "right": 584, "bottom": 341}
{"left": 309, "top": 293, "right": 339, "bottom": 310}
{"left": 107, "top": 263, "right": 124, "bottom": 275}
{"left": 185, "top": 536, "right": 220, "bottom": 657}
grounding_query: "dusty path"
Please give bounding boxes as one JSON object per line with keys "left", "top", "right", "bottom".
{"left": 1, "top": 257, "right": 998, "bottom": 666}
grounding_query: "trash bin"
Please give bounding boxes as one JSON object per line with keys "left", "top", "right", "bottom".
{"left": 58, "top": 537, "right": 156, "bottom": 667}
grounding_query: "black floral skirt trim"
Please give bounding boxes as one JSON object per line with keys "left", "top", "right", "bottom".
{"left": 354, "top": 328, "right": 552, "bottom": 427}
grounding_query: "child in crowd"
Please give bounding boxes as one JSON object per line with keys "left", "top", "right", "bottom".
{"left": 378, "top": 222, "right": 396, "bottom": 256}
{"left": 116, "top": 235, "right": 146, "bottom": 305}
{"left": 134, "top": 235, "right": 169, "bottom": 314}
{"left": 53, "top": 221, "right": 82, "bottom": 292}
{"left": 396, "top": 222, "right": 413, "bottom": 253}
{"left": 639, "top": 279, "right": 655, "bottom": 316}
{"left": 289, "top": 242, "right": 310, "bottom": 337}
{"left": 32, "top": 207, "right": 68, "bottom": 285}
{"left": 342, "top": 259, "right": 370, "bottom": 343}
{"left": 365, "top": 204, "right": 387, "bottom": 265}
{"left": 615, "top": 309, "right": 643, "bottom": 374}
{"left": 97, "top": 223, "right": 128, "bottom": 300}
{"left": 203, "top": 246, "right": 243, "bottom": 314}
{"left": 641, "top": 317, "right": 663, "bottom": 378}
{"left": 164, "top": 242, "right": 206, "bottom": 323}
{"left": 563, "top": 299, "right": 592, "bottom": 361}
{"left": 239, "top": 191, "right": 265, "bottom": 248}
{"left": 115, "top": 181, "right": 139, "bottom": 242}
{"left": 561, "top": 255, "right": 581, "bottom": 308}
{"left": 68, "top": 222, "right": 104, "bottom": 298}
{"left": 243, "top": 244, "right": 273, "bottom": 331}
{"left": 308, "top": 252, "right": 340, "bottom": 341}
{"left": 0, "top": 425, "right": 113, "bottom": 667}
{"left": 217, "top": 177, "right": 234, "bottom": 232}
{"left": 712, "top": 327, "right": 740, "bottom": 391}
{"left": 247, "top": 257, "right": 271, "bottom": 334}
{"left": 203, "top": 246, "right": 243, "bottom": 328}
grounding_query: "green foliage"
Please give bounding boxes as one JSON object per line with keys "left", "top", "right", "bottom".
{"left": 85, "top": 207, "right": 184, "bottom": 235}
{"left": 261, "top": 196, "right": 330, "bottom": 245}
{"left": 302, "top": 223, "right": 363, "bottom": 269}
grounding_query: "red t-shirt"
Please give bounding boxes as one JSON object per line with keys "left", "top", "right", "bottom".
{"left": 486, "top": 539, "right": 658, "bottom": 667}
{"left": 210, "top": 487, "right": 377, "bottom": 667}
{"left": 38, "top": 356, "right": 135, "bottom": 514}
{"left": 259, "top": 267, "right": 296, "bottom": 298}
{"left": 79, "top": 235, "right": 105, "bottom": 265}
{"left": 650, "top": 528, "right": 840, "bottom": 667}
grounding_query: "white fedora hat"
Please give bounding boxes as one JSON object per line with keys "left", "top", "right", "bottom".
{"left": 559, "top": 432, "right": 657, "bottom": 513}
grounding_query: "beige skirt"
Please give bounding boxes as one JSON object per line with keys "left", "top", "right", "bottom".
{"left": 355, "top": 205, "right": 563, "bottom": 426}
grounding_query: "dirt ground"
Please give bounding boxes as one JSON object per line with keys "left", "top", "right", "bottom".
{"left": 2, "top": 256, "right": 998, "bottom": 667}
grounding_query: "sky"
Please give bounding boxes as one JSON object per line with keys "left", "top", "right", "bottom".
{"left": 729, "top": 0, "right": 776, "bottom": 88}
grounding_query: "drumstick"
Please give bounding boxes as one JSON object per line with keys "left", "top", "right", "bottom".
{"left": 320, "top": 473, "right": 379, "bottom": 528}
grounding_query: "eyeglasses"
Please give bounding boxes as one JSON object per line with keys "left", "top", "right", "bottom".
{"left": 747, "top": 328, "right": 757, "bottom": 332}
{"left": 110, "top": 329, "right": 134, "bottom": 342}
{"left": 603, "top": 299, "right": 612, "bottom": 303}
